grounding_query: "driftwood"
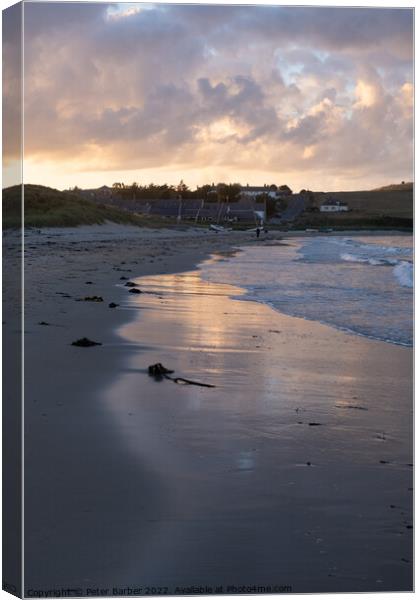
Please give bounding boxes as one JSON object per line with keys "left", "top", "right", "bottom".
{"left": 148, "top": 363, "right": 215, "bottom": 388}
{"left": 171, "top": 377, "right": 215, "bottom": 388}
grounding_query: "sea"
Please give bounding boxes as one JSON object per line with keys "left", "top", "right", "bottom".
{"left": 200, "top": 235, "right": 413, "bottom": 347}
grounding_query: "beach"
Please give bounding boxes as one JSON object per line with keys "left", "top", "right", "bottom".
{"left": 7, "top": 224, "right": 412, "bottom": 594}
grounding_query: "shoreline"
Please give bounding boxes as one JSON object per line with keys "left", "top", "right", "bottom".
{"left": 15, "top": 225, "right": 412, "bottom": 593}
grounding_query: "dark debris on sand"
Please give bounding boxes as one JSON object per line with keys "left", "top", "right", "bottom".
{"left": 148, "top": 363, "right": 215, "bottom": 388}
{"left": 335, "top": 404, "right": 368, "bottom": 411}
{"left": 81, "top": 295, "right": 104, "bottom": 302}
{"left": 148, "top": 363, "right": 174, "bottom": 377}
{"left": 71, "top": 337, "right": 102, "bottom": 347}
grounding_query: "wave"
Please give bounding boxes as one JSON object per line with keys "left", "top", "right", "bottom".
{"left": 341, "top": 249, "right": 414, "bottom": 289}
{"left": 340, "top": 252, "right": 397, "bottom": 266}
{"left": 393, "top": 261, "right": 413, "bottom": 288}
{"left": 335, "top": 238, "right": 412, "bottom": 256}
{"left": 201, "top": 238, "right": 413, "bottom": 347}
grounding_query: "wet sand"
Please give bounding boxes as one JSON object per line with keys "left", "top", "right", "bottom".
{"left": 103, "top": 263, "right": 413, "bottom": 593}
{"left": 13, "top": 225, "right": 412, "bottom": 594}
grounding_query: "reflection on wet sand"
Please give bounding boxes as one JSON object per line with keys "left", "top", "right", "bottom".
{"left": 104, "top": 257, "right": 412, "bottom": 593}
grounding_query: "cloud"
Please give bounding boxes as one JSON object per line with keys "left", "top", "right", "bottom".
{"left": 10, "top": 3, "right": 414, "bottom": 189}
{"left": 3, "top": 2, "right": 22, "bottom": 163}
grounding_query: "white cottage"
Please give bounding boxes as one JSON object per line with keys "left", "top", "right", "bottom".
{"left": 241, "top": 184, "right": 278, "bottom": 199}
{"left": 320, "top": 199, "right": 349, "bottom": 213}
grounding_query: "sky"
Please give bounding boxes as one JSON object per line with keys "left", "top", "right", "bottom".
{"left": 3, "top": 2, "right": 414, "bottom": 191}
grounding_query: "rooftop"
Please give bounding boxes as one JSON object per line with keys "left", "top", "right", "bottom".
{"left": 322, "top": 198, "right": 348, "bottom": 206}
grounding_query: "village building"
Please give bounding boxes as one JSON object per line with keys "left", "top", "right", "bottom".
{"left": 320, "top": 199, "right": 349, "bottom": 213}
{"left": 240, "top": 184, "right": 278, "bottom": 199}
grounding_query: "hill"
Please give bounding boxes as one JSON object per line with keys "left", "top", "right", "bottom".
{"left": 2, "top": 184, "right": 156, "bottom": 228}
{"left": 313, "top": 188, "right": 413, "bottom": 218}
{"left": 294, "top": 186, "right": 413, "bottom": 230}
{"left": 372, "top": 182, "right": 413, "bottom": 192}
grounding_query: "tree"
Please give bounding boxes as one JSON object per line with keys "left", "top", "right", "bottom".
{"left": 216, "top": 183, "right": 229, "bottom": 204}
{"left": 279, "top": 184, "right": 292, "bottom": 195}
{"left": 176, "top": 180, "right": 189, "bottom": 198}
{"left": 266, "top": 197, "right": 277, "bottom": 219}
{"left": 227, "top": 183, "right": 241, "bottom": 201}
{"left": 255, "top": 192, "right": 269, "bottom": 204}
{"left": 196, "top": 184, "right": 213, "bottom": 201}
{"left": 130, "top": 182, "right": 139, "bottom": 201}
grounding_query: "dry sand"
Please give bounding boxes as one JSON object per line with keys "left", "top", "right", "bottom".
{"left": 3, "top": 224, "right": 412, "bottom": 595}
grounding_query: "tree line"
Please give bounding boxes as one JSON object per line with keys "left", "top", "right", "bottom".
{"left": 110, "top": 181, "right": 244, "bottom": 202}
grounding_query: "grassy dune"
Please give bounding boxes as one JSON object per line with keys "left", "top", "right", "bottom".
{"left": 2, "top": 185, "right": 162, "bottom": 229}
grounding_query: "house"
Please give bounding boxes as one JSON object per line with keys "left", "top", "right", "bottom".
{"left": 241, "top": 184, "right": 278, "bottom": 199}
{"left": 78, "top": 185, "right": 114, "bottom": 201}
{"left": 320, "top": 199, "right": 349, "bottom": 213}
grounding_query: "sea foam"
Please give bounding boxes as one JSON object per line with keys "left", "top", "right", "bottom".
{"left": 393, "top": 261, "right": 413, "bottom": 288}
{"left": 340, "top": 252, "right": 397, "bottom": 266}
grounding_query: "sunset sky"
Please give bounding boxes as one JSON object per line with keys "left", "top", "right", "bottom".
{"left": 3, "top": 2, "right": 414, "bottom": 191}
